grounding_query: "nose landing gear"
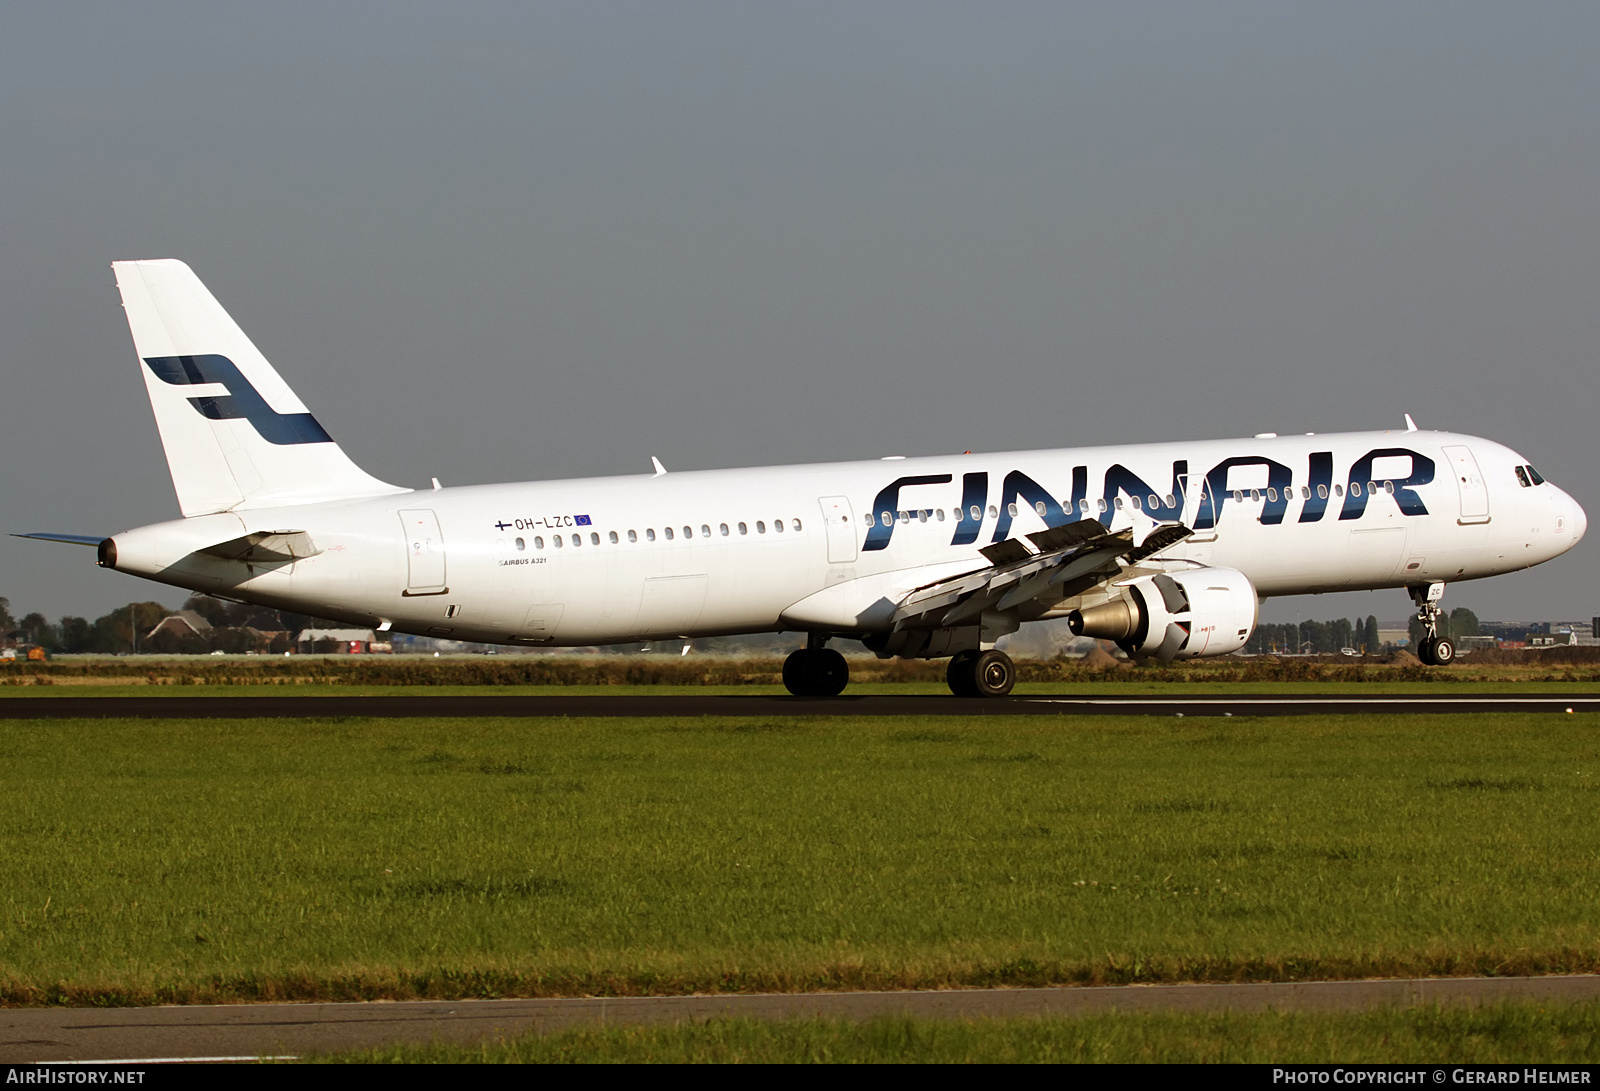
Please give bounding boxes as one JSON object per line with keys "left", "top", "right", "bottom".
{"left": 1409, "top": 582, "right": 1455, "bottom": 665}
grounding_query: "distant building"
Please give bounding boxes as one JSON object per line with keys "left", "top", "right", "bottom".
{"left": 297, "top": 628, "right": 381, "bottom": 654}
{"left": 145, "top": 610, "right": 213, "bottom": 641}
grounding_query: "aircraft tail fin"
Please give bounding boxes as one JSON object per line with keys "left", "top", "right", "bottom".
{"left": 112, "top": 259, "right": 408, "bottom": 517}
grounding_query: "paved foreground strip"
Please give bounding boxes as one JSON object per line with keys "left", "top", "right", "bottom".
{"left": 4, "top": 977, "right": 1600, "bottom": 1062}
{"left": 0, "top": 692, "right": 1598, "bottom": 719}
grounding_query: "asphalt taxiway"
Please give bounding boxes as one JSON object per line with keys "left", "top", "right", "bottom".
{"left": 0, "top": 692, "right": 1596, "bottom": 718}
{"left": 5, "top": 976, "right": 1599, "bottom": 1062}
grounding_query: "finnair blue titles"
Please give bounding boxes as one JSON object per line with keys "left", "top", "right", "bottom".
{"left": 20, "top": 260, "right": 1588, "bottom": 696}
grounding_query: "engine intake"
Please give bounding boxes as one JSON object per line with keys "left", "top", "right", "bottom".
{"left": 1067, "top": 567, "right": 1258, "bottom": 660}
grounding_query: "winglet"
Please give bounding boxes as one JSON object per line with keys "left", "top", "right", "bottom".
{"left": 651, "top": 456, "right": 668, "bottom": 477}
{"left": 1404, "top": 413, "right": 1418, "bottom": 432}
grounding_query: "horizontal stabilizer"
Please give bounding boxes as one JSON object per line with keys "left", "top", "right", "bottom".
{"left": 13, "top": 532, "right": 107, "bottom": 548}
{"left": 198, "top": 530, "right": 320, "bottom": 563}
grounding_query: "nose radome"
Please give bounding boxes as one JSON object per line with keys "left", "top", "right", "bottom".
{"left": 1570, "top": 494, "right": 1588, "bottom": 544}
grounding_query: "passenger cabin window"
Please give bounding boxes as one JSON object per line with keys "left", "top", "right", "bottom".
{"left": 572, "top": 533, "right": 582, "bottom": 547}
{"left": 1350, "top": 482, "right": 1363, "bottom": 497}
{"left": 553, "top": 535, "right": 563, "bottom": 548}
{"left": 515, "top": 537, "right": 525, "bottom": 551}
{"left": 664, "top": 527, "right": 674, "bottom": 540}
{"left": 757, "top": 521, "right": 766, "bottom": 534}
{"left": 1317, "top": 484, "right": 1328, "bottom": 500}
{"left": 534, "top": 536, "right": 545, "bottom": 549}
{"left": 590, "top": 532, "right": 600, "bottom": 545}
{"left": 720, "top": 523, "right": 729, "bottom": 536}
{"left": 738, "top": 522, "right": 748, "bottom": 535}
{"left": 1079, "top": 499, "right": 1091, "bottom": 513}
{"left": 701, "top": 524, "right": 711, "bottom": 538}
{"left": 1007, "top": 503, "right": 1018, "bottom": 518}
{"left": 1301, "top": 486, "right": 1310, "bottom": 499}
{"left": 988, "top": 505, "right": 998, "bottom": 518}
{"left": 646, "top": 528, "right": 656, "bottom": 541}
{"left": 936, "top": 509, "right": 946, "bottom": 522}
{"left": 683, "top": 526, "right": 692, "bottom": 539}
{"left": 1096, "top": 499, "right": 1109, "bottom": 513}
{"left": 970, "top": 505, "right": 982, "bottom": 520}
{"left": 882, "top": 512, "right": 893, "bottom": 527}
{"left": 609, "top": 531, "right": 618, "bottom": 544}
{"left": 1114, "top": 497, "right": 1125, "bottom": 510}
{"left": 774, "top": 519, "right": 785, "bottom": 533}
{"left": 793, "top": 519, "right": 802, "bottom": 531}
{"left": 628, "top": 530, "right": 637, "bottom": 543}
{"left": 1334, "top": 485, "right": 1344, "bottom": 497}
{"left": 1232, "top": 490, "right": 1243, "bottom": 503}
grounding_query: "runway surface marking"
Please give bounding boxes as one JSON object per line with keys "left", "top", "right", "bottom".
{"left": 5, "top": 976, "right": 1598, "bottom": 1062}
{"left": 0, "top": 693, "right": 1597, "bottom": 720}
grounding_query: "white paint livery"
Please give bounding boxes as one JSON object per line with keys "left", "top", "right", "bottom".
{"left": 28, "top": 260, "right": 1588, "bottom": 696}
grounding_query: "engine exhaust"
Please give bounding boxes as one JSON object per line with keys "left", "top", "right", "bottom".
{"left": 1067, "top": 597, "right": 1140, "bottom": 641}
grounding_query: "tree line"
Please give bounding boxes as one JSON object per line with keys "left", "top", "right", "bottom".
{"left": 0, "top": 596, "right": 342, "bottom": 655}
{"left": 1244, "top": 608, "right": 1481, "bottom": 655}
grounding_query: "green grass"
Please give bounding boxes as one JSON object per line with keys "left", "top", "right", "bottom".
{"left": 309, "top": 1005, "right": 1600, "bottom": 1063}
{"left": 2, "top": 711, "right": 1599, "bottom": 1005}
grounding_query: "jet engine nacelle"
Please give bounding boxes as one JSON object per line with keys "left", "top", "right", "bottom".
{"left": 1067, "top": 566, "right": 1259, "bottom": 661}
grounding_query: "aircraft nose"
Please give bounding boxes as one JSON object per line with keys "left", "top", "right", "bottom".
{"left": 1570, "top": 493, "right": 1588, "bottom": 545}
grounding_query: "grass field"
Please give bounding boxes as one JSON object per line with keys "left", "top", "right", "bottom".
{"left": 2, "top": 708, "right": 1598, "bottom": 1006}
{"left": 309, "top": 1006, "right": 1600, "bottom": 1063}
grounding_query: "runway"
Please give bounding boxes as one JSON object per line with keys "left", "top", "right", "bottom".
{"left": 4, "top": 976, "right": 1599, "bottom": 1062}
{"left": 0, "top": 692, "right": 1596, "bottom": 719}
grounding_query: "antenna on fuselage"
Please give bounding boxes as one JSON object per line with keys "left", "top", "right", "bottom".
{"left": 651, "top": 456, "right": 668, "bottom": 477}
{"left": 1404, "top": 414, "right": 1419, "bottom": 432}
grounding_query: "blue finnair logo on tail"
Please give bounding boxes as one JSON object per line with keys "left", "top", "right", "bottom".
{"left": 144, "top": 355, "right": 333, "bottom": 446}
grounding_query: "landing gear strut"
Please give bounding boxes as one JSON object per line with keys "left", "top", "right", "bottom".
{"left": 782, "top": 635, "right": 849, "bottom": 697}
{"left": 946, "top": 648, "right": 1016, "bottom": 698}
{"left": 1410, "top": 582, "right": 1455, "bottom": 666}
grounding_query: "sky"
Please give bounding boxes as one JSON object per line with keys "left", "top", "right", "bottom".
{"left": 2, "top": 2, "right": 1596, "bottom": 628}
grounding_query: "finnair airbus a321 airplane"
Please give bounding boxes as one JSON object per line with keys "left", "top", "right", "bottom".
{"left": 21, "top": 260, "right": 1588, "bottom": 696}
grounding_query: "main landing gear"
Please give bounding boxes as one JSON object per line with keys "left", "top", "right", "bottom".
{"left": 946, "top": 648, "right": 1017, "bottom": 698}
{"left": 782, "top": 636, "right": 1018, "bottom": 698}
{"left": 1410, "top": 582, "right": 1455, "bottom": 666}
{"left": 782, "top": 635, "right": 849, "bottom": 697}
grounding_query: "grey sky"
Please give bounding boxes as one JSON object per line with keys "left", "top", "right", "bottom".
{"left": 2, "top": 2, "right": 1596, "bottom": 627}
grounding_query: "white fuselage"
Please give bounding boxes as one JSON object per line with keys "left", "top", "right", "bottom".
{"left": 105, "top": 429, "right": 1585, "bottom": 647}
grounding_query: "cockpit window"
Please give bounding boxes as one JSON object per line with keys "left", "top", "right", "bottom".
{"left": 1527, "top": 464, "right": 1546, "bottom": 485}
{"left": 1515, "top": 466, "right": 1531, "bottom": 488}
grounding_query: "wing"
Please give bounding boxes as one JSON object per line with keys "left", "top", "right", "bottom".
{"left": 890, "top": 521, "right": 1193, "bottom": 631}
